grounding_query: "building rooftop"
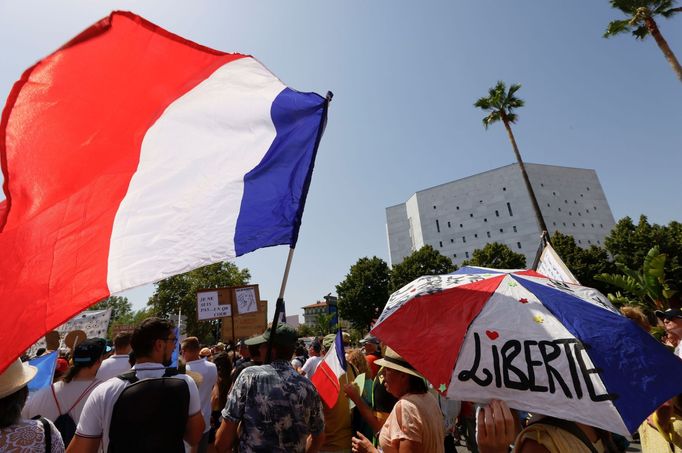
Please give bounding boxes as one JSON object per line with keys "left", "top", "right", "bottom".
{"left": 302, "top": 302, "right": 327, "bottom": 309}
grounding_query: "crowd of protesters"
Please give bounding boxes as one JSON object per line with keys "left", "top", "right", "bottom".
{"left": 0, "top": 307, "right": 680, "bottom": 452}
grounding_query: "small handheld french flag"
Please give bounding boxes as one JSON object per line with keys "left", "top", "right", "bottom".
{"left": 311, "top": 330, "right": 346, "bottom": 408}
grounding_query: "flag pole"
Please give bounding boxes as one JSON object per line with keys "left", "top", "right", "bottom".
{"left": 265, "top": 247, "right": 296, "bottom": 363}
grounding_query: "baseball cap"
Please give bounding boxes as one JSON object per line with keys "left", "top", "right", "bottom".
{"left": 245, "top": 324, "right": 298, "bottom": 348}
{"left": 360, "top": 334, "right": 380, "bottom": 345}
{"left": 655, "top": 308, "right": 682, "bottom": 320}
{"left": 73, "top": 338, "right": 111, "bottom": 366}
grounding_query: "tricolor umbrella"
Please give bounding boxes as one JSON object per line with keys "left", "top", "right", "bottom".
{"left": 371, "top": 266, "right": 682, "bottom": 436}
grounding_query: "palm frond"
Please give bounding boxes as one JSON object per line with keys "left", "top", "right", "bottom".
{"left": 604, "top": 19, "right": 633, "bottom": 37}
{"left": 506, "top": 112, "right": 518, "bottom": 124}
{"left": 632, "top": 25, "right": 650, "bottom": 39}
{"left": 482, "top": 112, "right": 501, "bottom": 129}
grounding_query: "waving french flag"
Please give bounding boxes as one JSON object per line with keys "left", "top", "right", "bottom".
{"left": 311, "top": 330, "right": 347, "bottom": 408}
{"left": 0, "top": 11, "right": 329, "bottom": 373}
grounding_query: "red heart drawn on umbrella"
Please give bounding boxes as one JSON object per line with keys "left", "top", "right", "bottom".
{"left": 486, "top": 330, "right": 499, "bottom": 340}
{"left": 519, "top": 298, "right": 528, "bottom": 304}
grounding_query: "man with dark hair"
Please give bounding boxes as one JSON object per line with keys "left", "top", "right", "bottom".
{"left": 301, "top": 340, "right": 322, "bottom": 379}
{"left": 215, "top": 324, "right": 325, "bottom": 453}
{"left": 97, "top": 332, "right": 133, "bottom": 381}
{"left": 67, "top": 318, "right": 204, "bottom": 453}
{"left": 182, "top": 336, "right": 218, "bottom": 453}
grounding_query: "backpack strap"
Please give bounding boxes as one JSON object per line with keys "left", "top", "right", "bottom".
{"left": 117, "top": 370, "right": 139, "bottom": 383}
{"left": 65, "top": 380, "right": 101, "bottom": 414}
{"left": 39, "top": 417, "right": 52, "bottom": 453}
{"left": 530, "top": 417, "right": 599, "bottom": 453}
{"left": 50, "top": 384, "right": 63, "bottom": 415}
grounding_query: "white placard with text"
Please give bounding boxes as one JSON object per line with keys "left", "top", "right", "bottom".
{"left": 197, "top": 291, "right": 232, "bottom": 320}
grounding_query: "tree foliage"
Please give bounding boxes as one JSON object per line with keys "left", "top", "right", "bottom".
{"left": 596, "top": 246, "right": 676, "bottom": 311}
{"left": 389, "top": 245, "right": 456, "bottom": 292}
{"left": 336, "top": 257, "right": 391, "bottom": 331}
{"left": 461, "top": 242, "right": 527, "bottom": 269}
{"left": 604, "top": 216, "right": 682, "bottom": 295}
{"left": 474, "top": 81, "right": 524, "bottom": 128}
{"left": 148, "top": 262, "right": 250, "bottom": 343}
{"left": 549, "top": 231, "right": 616, "bottom": 293}
{"left": 91, "top": 296, "right": 133, "bottom": 324}
{"left": 311, "top": 312, "right": 337, "bottom": 337}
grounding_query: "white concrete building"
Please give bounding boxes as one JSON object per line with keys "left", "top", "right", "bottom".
{"left": 386, "top": 163, "right": 616, "bottom": 267}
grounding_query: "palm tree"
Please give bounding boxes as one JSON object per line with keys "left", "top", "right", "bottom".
{"left": 474, "top": 81, "right": 548, "bottom": 236}
{"left": 605, "top": 0, "right": 682, "bottom": 82}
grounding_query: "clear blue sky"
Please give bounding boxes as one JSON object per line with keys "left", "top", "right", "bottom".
{"left": 1, "top": 1, "right": 681, "bottom": 320}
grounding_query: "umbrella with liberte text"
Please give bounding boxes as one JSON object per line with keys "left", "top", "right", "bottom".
{"left": 371, "top": 266, "right": 682, "bottom": 436}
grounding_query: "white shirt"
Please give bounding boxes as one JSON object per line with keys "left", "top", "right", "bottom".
{"left": 185, "top": 358, "right": 218, "bottom": 433}
{"left": 76, "top": 362, "right": 201, "bottom": 451}
{"left": 301, "top": 356, "right": 322, "bottom": 379}
{"left": 96, "top": 355, "right": 132, "bottom": 381}
{"left": 23, "top": 379, "right": 101, "bottom": 423}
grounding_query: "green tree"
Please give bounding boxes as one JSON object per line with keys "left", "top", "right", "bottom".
{"left": 311, "top": 312, "right": 336, "bottom": 336}
{"left": 389, "top": 245, "right": 456, "bottom": 292}
{"left": 461, "top": 242, "right": 527, "bottom": 269}
{"left": 549, "top": 231, "right": 616, "bottom": 292}
{"left": 297, "top": 324, "right": 314, "bottom": 337}
{"left": 604, "top": 216, "right": 682, "bottom": 294}
{"left": 336, "top": 257, "right": 391, "bottom": 331}
{"left": 91, "top": 296, "right": 133, "bottom": 324}
{"left": 148, "top": 262, "right": 250, "bottom": 343}
{"left": 595, "top": 246, "right": 676, "bottom": 311}
{"left": 475, "top": 81, "right": 548, "bottom": 235}
{"left": 605, "top": 0, "right": 682, "bottom": 82}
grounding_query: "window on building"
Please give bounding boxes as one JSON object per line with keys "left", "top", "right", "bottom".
{"left": 453, "top": 253, "right": 457, "bottom": 258}
{"left": 588, "top": 240, "right": 592, "bottom": 244}
{"left": 578, "top": 212, "right": 582, "bottom": 216}
{"left": 558, "top": 208, "right": 562, "bottom": 212}
{"left": 578, "top": 240, "right": 582, "bottom": 244}
{"left": 480, "top": 200, "right": 483, "bottom": 203}
{"left": 591, "top": 224, "right": 595, "bottom": 228}
{"left": 503, "top": 187, "right": 507, "bottom": 191}
{"left": 469, "top": 213, "right": 473, "bottom": 218}
{"left": 572, "top": 223, "right": 576, "bottom": 227}
{"left": 447, "top": 221, "right": 451, "bottom": 228}
{"left": 517, "top": 242, "right": 522, "bottom": 249}
{"left": 593, "top": 206, "right": 597, "bottom": 210}
{"left": 547, "top": 203, "right": 550, "bottom": 207}
{"left": 513, "top": 226, "right": 517, "bottom": 232}
{"left": 569, "top": 211, "right": 572, "bottom": 216}
{"left": 465, "top": 251, "right": 469, "bottom": 258}
{"left": 484, "top": 218, "right": 488, "bottom": 222}
{"left": 565, "top": 200, "right": 568, "bottom": 204}
{"left": 540, "top": 183, "right": 544, "bottom": 187}
{"left": 433, "top": 205, "right": 437, "bottom": 209}
{"left": 436, "top": 219, "right": 440, "bottom": 233}
{"left": 450, "top": 238, "right": 454, "bottom": 243}
{"left": 499, "top": 228, "right": 504, "bottom": 233}
{"left": 474, "top": 233, "right": 478, "bottom": 238}
{"left": 597, "top": 240, "right": 601, "bottom": 244}
{"left": 580, "top": 194, "right": 584, "bottom": 197}
{"left": 487, "top": 231, "right": 491, "bottom": 238}
{"left": 553, "top": 191, "right": 556, "bottom": 196}
{"left": 507, "top": 202, "right": 513, "bottom": 216}
{"left": 456, "top": 206, "right": 460, "bottom": 210}
{"left": 553, "top": 222, "right": 556, "bottom": 226}
{"left": 574, "top": 200, "right": 577, "bottom": 204}
{"left": 586, "top": 187, "right": 590, "bottom": 191}
{"left": 563, "top": 222, "right": 566, "bottom": 226}
{"left": 462, "top": 236, "right": 466, "bottom": 243}
{"left": 439, "top": 241, "right": 443, "bottom": 247}
{"left": 460, "top": 223, "right": 463, "bottom": 228}
{"left": 586, "top": 209, "right": 589, "bottom": 213}
{"left": 495, "top": 210, "right": 499, "bottom": 217}
{"left": 582, "top": 223, "right": 585, "bottom": 227}
{"left": 600, "top": 224, "right": 603, "bottom": 228}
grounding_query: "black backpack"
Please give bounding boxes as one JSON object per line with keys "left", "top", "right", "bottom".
{"left": 50, "top": 380, "right": 99, "bottom": 447}
{"left": 107, "top": 368, "right": 189, "bottom": 453}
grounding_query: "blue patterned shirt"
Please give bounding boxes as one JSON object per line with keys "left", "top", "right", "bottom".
{"left": 222, "top": 359, "right": 325, "bottom": 452}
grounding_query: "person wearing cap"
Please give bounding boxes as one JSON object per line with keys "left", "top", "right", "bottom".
{"left": 182, "top": 337, "right": 218, "bottom": 453}
{"left": 66, "top": 317, "right": 204, "bottom": 453}
{"left": 301, "top": 339, "right": 323, "bottom": 379}
{"left": 656, "top": 308, "right": 682, "bottom": 359}
{"left": 360, "top": 335, "right": 381, "bottom": 378}
{"left": 96, "top": 332, "right": 133, "bottom": 381}
{"left": 349, "top": 347, "right": 444, "bottom": 453}
{"left": 215, "top": 323, "right": 325, "bottom": 453}
{"left": 0, "top": 358, "right": 66, "bottom": 451}
{"left": 24, "top": 338, "right": 109, "bottom": 432}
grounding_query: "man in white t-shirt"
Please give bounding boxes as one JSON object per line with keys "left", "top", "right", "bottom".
{"left": 67, "top": 318, "right": 204, "bottom": 453}
{"left": 96, "top": 331, "right": 133, "bottom": 381}
{"left": 301, "top": 340, "right": 323, "bottom": 379}
{"left": 23, "top": 338, "right": 109, "bottom": 442}
{"left": 182, "top": 336, "right": 218, "bottom": 453}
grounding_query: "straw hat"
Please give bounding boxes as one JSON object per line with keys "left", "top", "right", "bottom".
{"left": 0, "top": 359, "right": 37, "bottom": 399}
{"left": 374, "top": 347, "right": 424, "bottom": 379}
